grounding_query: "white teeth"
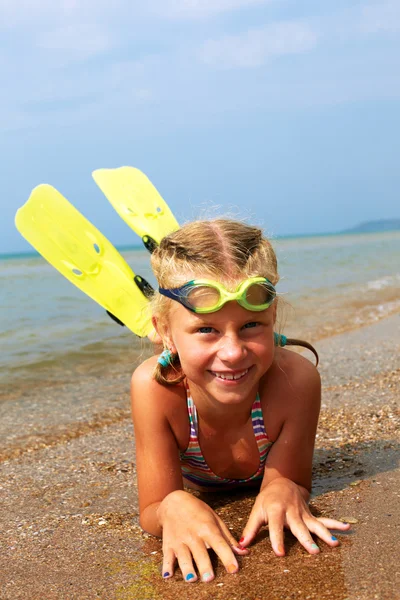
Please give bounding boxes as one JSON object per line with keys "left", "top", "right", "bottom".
{"left": 213, "top": 369, "right": 248, "bottom": 381}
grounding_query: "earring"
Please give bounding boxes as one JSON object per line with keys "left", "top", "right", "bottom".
{"left": 274, "top": 332, "right": 287, "bottom": 347}
{"left": 157, "top": 348, "right": 174, "bottom": 367}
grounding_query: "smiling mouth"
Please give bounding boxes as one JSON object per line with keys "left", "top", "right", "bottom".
{"left": 211, "top": 368, "right": 249, "bottom": 381}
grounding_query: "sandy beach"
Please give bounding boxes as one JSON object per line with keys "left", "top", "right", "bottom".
{"left": 1, "top": 313, "right": 399, "bottom": 600}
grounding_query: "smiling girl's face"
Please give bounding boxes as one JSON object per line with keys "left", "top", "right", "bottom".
{"left": 162, "top": 279, "right": 277, "bottom": 406}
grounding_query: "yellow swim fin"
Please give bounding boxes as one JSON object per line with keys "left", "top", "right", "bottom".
{"left": 92, "top": 166, "right": 180, "bottom": 252}
{"left": 15, "top": 184, "right": 153, "bottom": 337}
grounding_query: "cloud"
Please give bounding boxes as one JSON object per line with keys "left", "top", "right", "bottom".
{"left": 0, "top": 0, "right": 72, "bottom": 28}
{"left": 0, "top": 52, "right": 158, "bottom": 133}
{"left": 199, "top": 21, "right": 318, "bottom": 68}
{"left": 0, "top": 0, "right": 272, "bottom": 29}
{"left": 360, "top": 0, "right": 400, "bottom": 34}
{"left": 1, "top": 1, "right": 400, "bottom": 136}
{"left": 36, "top": 24, "right": 112, "bottom": 60}
{"left": 150, "top": 0, "right": 272, "bottom": 20}
{"left": 0, "top": 0, "right": 132, "bottom": 31}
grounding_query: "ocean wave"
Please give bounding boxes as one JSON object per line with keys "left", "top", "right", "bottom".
{"left": 367, "top": 274, "right": 400, "bottom": 291}
{"left": 352, "top": 300, "right": 400, "bottom": 325}
{"left": 0, "top": 334, "right": 145, "bottom": 392}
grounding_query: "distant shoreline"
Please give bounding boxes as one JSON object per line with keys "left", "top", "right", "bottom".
{"left": 340, "top": 218, "right": 400, "bottom": 234}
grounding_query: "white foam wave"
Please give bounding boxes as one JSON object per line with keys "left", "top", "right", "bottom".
{"left": 352, "top": 300, "right": 400, "bottom": 325}
{"left": 367, "top": 274, "right": 400, "bottom": 291}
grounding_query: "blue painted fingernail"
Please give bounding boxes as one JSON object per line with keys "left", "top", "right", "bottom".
{"left": 331, "top": 535, "right": 338, "bottom": 541}
{"left": 311, "top": 543, "right": 319, "bottom": 550}
{"left": 163, "top": 572, "right": 170, "bottom": 578}
{"left": 186, "top": 573, "right": 195, "bottom": 581}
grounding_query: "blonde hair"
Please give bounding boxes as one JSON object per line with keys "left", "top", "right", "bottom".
{"left": 152, "top": 219, "right": 279, "bottom": 289}
{"left": 150, "top": 219, "right": 317, "bottom": 384}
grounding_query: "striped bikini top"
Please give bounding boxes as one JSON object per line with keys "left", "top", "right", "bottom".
{"left": 179, "top": 388, "right": 272, "bottom": 488}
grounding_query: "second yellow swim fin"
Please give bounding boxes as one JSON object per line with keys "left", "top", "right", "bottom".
{"left": 92, "top": 166, "right": 180, "bottom": 252}
{"left": 15, "top": 184, "right": 153, "bottom": 338}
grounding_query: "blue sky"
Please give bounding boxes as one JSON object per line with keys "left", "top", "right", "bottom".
{"left": 2, "top": 0, "right": 400, "bottom": 254}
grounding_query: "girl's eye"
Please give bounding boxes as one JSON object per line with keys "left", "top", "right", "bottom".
{"left": 243, "top": 322, "right": 259, "bottom": 329}
{"left": 198, "top": 326, "right": 215, "bottom": 334}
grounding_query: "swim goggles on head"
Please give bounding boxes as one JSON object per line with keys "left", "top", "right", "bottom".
{"left": 158, "top": 277, "right": 276, "bottom": 313}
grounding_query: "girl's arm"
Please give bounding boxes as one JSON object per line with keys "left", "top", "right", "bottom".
{"left": 240, "top": 352, "right": 350, "bottom": 554}
{"left": 131, "top": 359, "right": 247, "bottom": 582}
{"left": 131, "top": 360, "right": 184, "bottom": 536}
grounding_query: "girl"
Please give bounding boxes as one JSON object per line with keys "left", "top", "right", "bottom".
{"left": 131, "top": 219, "right": 350, "bottom": 583}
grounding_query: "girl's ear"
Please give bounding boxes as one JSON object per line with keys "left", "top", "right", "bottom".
{"left": 151, "top": 315, "right": 160, "bottom": 334}
{"left": 151, "top": 316, "right": 176, "bottom": 352}
{"left": 147, "top": 316, "right": 163, "bottom": 344}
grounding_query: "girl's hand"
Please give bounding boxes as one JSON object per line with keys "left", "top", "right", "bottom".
{"left": 157, "top": 490, "right": 248, "bottom": 582}
{"left": 239, "top": 477, "right": 351, "bottom": 555}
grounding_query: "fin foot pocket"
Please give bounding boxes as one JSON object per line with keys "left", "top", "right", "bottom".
{"left": 142, "top": 235, "right": 158, "bottom": 253}
{"left": 134, "top": 275, "right": 155, "bottom": 298}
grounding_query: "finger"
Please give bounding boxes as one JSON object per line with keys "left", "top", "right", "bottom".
{"left": 266, "top": 519, "right": 286, "bottom": 557}
{"left": 176, "top": 545, "right": 198, "bottom": 583}
{"left": 161, "top": 548, "right": 176, "bottom": 579}
{"left": 289, "top": 520, "right": 320, "bottom": 555}
{"left": 317, "top": 517, "right": 352, "bottom": 531}
{"left": 205, "top": 533, "right": 239, "bottom": 575}
{"left": 232, "top": 544, "right": 250, "bottom": 556}
{"left": 307, "top": 518, "right": 350, "bottom": 547}
{"left": 306, "top": 518, "right": 341, "bottom": 547}
{"left": 215, "top": 516, "right": 250, "bottom": 556}
{"left": 239, "top": 505, "right": 266, "bottom": 548}
{"left": 190, "top": 542, "right": 215, "bottom": 583}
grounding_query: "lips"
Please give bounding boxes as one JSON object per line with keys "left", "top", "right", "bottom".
{"left": 211, "top": 368, "right": 249, "bottom": 381}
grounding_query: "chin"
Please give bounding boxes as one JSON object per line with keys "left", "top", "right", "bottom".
{"left": 208, "top": 375, "right": 259, "bottom": 403}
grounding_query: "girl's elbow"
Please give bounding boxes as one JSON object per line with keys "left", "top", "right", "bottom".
{"left": 139, "top": 511, "right": 162, "bottom": 538}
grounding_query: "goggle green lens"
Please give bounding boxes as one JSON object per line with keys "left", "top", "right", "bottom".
{"left": 159, "top": 277, "right": 276, "bottom": 313}
{"left": 185, "top": 285, "right": 221, "bottom": 311}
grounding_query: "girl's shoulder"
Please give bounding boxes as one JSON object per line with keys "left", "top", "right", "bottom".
{"left": 130, "top": 356, "right": 187, "bottom": 415}
{"left": 260, "top": 348, "right": 321, "bottom": 412}
{"left": 257, "top": 349, "right": 321, "bottom": 441}
{"left": 131, "top": 354, "right": 160, "bottom": 388}
{"left": 274, "top": 347, "right": 321, "bottom": 387}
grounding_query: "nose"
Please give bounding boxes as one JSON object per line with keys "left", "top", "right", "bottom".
{"left": 217, "top": 333, "right": 247, "bottom": 364}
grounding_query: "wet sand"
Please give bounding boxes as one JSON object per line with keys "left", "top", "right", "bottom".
{"left": 1, "top": 314, "right": 399, "bottom": 600}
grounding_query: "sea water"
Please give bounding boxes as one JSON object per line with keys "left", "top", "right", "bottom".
{"left": 1, "top": 231, "right": 399, "bottom": 397}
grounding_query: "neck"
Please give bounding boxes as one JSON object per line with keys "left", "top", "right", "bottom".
{"left": 187, "top": 380, "right": 258, "bottom": 430}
